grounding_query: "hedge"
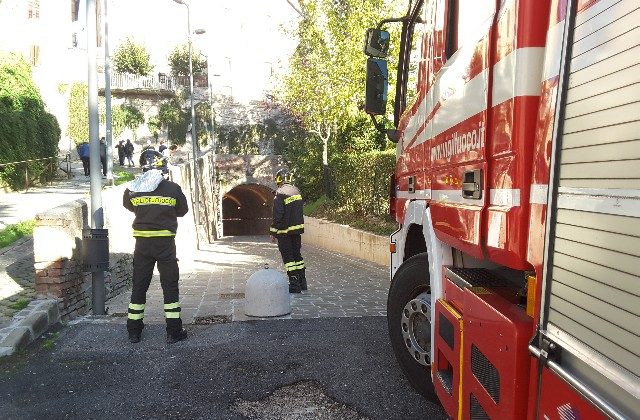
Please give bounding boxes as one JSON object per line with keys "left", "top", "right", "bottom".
{"left": 330, "top": 149, "right": 395, "bottom": 216}
{"left": 0, "top": 53, "right": 60, "bottom": 190}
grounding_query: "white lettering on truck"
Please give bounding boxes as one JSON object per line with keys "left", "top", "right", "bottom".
{"left": 430, "top": 121, "right": 486, "bottom": 161}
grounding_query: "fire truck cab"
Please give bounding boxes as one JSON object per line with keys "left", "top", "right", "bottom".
{"left": 363, "top": 0, "right": 639, "bottom": 418}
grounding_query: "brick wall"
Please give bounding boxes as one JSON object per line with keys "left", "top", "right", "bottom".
{"left": 32, "top": 186, "right": 136, "bottom": 320}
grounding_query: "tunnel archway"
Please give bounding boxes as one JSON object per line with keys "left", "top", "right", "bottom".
{"left": 222, "top": 183, "right": 274, "bottom": 236}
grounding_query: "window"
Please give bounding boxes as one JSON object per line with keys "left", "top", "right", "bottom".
{"left": 30, "top": 45, "right": 40, "bottom": 66}
{"left": 406, "top": 2, "right": 428, "bottom": 105}
{"left": 27, "top": 0, "right": 40, "bottom": 19}
{"left": 456, "top": 0, "right": 495, "bottom": 49}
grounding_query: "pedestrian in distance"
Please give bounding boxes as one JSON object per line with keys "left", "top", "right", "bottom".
{"left": 99, "top": 137, "right": 107, "bottom": 177}
{"left": 270, "top": 168, "right": 307, "bottom": 293}
{"left": 77, "top": 142, "right": 90, "bottom": 176}
{"left": 158, "top": 140, "right": 167, "bottom": 154}
{"left": 124, "top": 139, "right": 134, "bottom": 167}
{"left": 115, "top": 140, "right": 126, "bottom": 166}
{"left": 123, "top": 169, "right": 189, "bottom": 344}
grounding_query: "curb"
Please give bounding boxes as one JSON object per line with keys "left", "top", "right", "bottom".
{"left": 0, "top": 299, "right": 60, "bottom": 357}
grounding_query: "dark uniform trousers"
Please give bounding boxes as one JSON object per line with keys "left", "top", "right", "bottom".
{"left": 277, "top": 234, "right": 305, "bottom": 280}
{"left": 127, "top": 237, "right": 182, "bottom": 334}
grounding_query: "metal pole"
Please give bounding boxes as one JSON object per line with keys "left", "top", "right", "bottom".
{"left": 186, "top": 3, "right": 200, "bottom": 226}
{"left": 87, "top": 0, "right": 105, "bottom": 315}
{"left": 104, "top": 0, "right": 113, "bottom": 185}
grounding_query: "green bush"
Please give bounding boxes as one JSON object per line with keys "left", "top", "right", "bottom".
{"left": 0, "top": 53, "right": 60, "bottom": 190}
{"left": 330, "top": 150, "right": 395, "bottom": 216}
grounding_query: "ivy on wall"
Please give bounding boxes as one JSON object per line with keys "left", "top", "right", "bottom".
{"left": 66, "top": 82, "right": 145, "bottom": 144}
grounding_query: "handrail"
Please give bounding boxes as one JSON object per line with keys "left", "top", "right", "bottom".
{"left": 0, "top": 155, "right": 70, "bottom": 190}
{"left": 0, "top": 155, "right": 59, "bottom": 168}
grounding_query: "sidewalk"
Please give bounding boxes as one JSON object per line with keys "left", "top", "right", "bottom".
{"left": 106, "top": 235, "right": 389, "bottom": 324}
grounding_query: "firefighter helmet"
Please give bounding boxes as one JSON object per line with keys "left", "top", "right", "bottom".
{"left": 275, "top": 168, "right": 293, "bottom": 185}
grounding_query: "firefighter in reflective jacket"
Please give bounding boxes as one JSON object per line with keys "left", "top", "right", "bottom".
{"left": 123, "top": 169, "right": 189, "bottom": 344}
{"left": 270, "top": 168, "right": 306, "bottom": 293}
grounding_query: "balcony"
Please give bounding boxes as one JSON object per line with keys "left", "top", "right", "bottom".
{"left": 98, "top": 72, "right": 177, "bottom": 97}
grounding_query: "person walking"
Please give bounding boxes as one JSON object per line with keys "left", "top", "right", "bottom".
{"left": 115, "top": 140, "right": 126, "bottom": 166}
{"left": 99, "top": 137, "right": 107, "bottom": 177}
{"left": 123, "top": 169, "right": 189, "bottom": 344}
{"left": 270, "top": 168, "right": 306, "bottom": 293}
{"left": 77, "top": 142, "right": 90, "bottom": 176}
{"left": 158, "top": 140, "right": 167, "bottom": 154}
{"left": 124, "top": 139, "right": 134, "bottom": 167}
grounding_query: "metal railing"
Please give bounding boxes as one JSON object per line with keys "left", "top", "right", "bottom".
{"left": 0, "top": 155, "right": 71, "bottom": 190}
{"left": 100, "top": 72, "right": 177, "bottom": 91}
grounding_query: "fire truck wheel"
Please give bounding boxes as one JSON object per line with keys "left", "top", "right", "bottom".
{"left": 387, "top": 252, "right": 436, "bottom": 400}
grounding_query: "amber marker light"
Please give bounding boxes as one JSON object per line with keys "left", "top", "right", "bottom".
{"left": 526, "top": 275, "right": 537, "bottom": 317}
{"left": 389, "top": 242, "right": 396, "bottom": 253}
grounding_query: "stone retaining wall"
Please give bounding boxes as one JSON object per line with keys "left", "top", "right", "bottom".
{"left": 302, "top": 216, "right": 389, "bottom": 267}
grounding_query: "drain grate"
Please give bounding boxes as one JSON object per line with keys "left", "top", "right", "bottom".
{"left": 192, "top": 315, "right": 231, "bottom": 325}
{"left": 220, "top": 292, "right": 245, "bottom": 300}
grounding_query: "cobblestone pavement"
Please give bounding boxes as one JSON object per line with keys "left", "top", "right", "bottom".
{"left": 106, "top": 235, "right": 389, "bottom": 323}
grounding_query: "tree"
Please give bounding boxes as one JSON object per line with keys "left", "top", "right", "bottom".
{"left": 167, "top": 44, "right": 207, "bottom": 77}
{"left": 111, "top": 103, "right": 145, "bottom": 139}
{"left": 113, "top": 38, "right": 153, "bottom": 76}
{"left": 276, "top": 0, "right": 401, "bottom": 196}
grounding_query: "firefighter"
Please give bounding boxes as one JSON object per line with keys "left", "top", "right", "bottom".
{"left": 123, "top": 169, "right": 189, "bottom": 344}
{"left": 270, "top": 168, "right": 306, "bottom": 293}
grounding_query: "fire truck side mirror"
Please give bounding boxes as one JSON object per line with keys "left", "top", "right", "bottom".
{"left": 364, "top": 29, "right": 390, "bottom": 58}
{"left": 365, "top": 58, "right": 388, "bottom": 116}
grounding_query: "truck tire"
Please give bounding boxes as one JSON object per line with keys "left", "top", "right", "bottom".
{"left": 387, "top": 252, "right": 436, "bottom": 399}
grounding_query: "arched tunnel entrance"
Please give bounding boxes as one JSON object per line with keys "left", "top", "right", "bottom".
{"left": 222, "top": 183, "right": 274, "bottom": 236}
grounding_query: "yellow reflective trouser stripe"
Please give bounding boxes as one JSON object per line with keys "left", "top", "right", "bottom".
{"left": 165, "top": 301, "right": 180, "bottom": 319}
{"left": 271, "top": 224, "right": 304, "bottom": 234}
{"left": 128, "top": 302, "right": 145, "bottom": 320}
{"left": 284, "top": 195, "right": 302, "bottom": 205}
{"left": 130, "top": 196, "right": 176, "bottom": 206}
{"left": 285, "top": 261, "right": 304, "bottom": 271}
{"left": 133, "top": 230, "right": 175, "bottom": 237}
{"left": 269, "top": 227, "right": 278, "bottom": 233}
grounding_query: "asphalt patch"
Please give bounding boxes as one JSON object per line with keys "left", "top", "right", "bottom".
{"left": 231, "top": 380, "right": 365, "bottom": 419}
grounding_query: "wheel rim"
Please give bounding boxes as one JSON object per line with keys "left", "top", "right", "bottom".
{"left": 401, "top": 292, "right": 431, "bottom": 366}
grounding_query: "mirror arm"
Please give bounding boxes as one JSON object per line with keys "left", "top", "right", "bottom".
{"left": 376, "top": 16, "right": 408, "bottom": 30}
{"left": 369, "top": 114, "right": 399, "bottom": 143}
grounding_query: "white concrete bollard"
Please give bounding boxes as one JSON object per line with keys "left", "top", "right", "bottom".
{"left": 244, "top": 264, "right": 291, "bottom": 317}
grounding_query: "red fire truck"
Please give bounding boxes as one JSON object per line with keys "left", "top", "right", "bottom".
{"left": 363, "top": 0, "right": 639, "bottom": 418}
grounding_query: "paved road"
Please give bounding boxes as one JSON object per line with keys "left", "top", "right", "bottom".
{"left": 0, "top": 317, "right": 446, "bottom": 419}
{"left": 0, "top": 234, "right": 446, "bottom": 419}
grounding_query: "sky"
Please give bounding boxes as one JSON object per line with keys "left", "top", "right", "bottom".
{"left": 105, "top": 0, "right": 301, "bottom": 102}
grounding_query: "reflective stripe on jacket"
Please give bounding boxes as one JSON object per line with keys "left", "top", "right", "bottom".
{"left": 123, "top": 179, "right": 188, "bottom": 237}
{"left": 270, "top": 183, "right": 304, "bottom": 236}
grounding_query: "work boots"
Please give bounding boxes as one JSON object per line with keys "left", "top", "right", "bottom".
{"left": 288, "top": 275, "right": 302, "bottom": 294}
{"left": 299, "top": 274, "right": 307, "bottom": 291}
{"left": 166, "top": 328, "right": 188, "bottom": 344}
{"left": 128, "top": 330, "right": 141, "bottom": 344}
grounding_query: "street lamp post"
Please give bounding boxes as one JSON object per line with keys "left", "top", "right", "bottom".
{"left": 173, "top": 0, "right": 200, "bottom": 227}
